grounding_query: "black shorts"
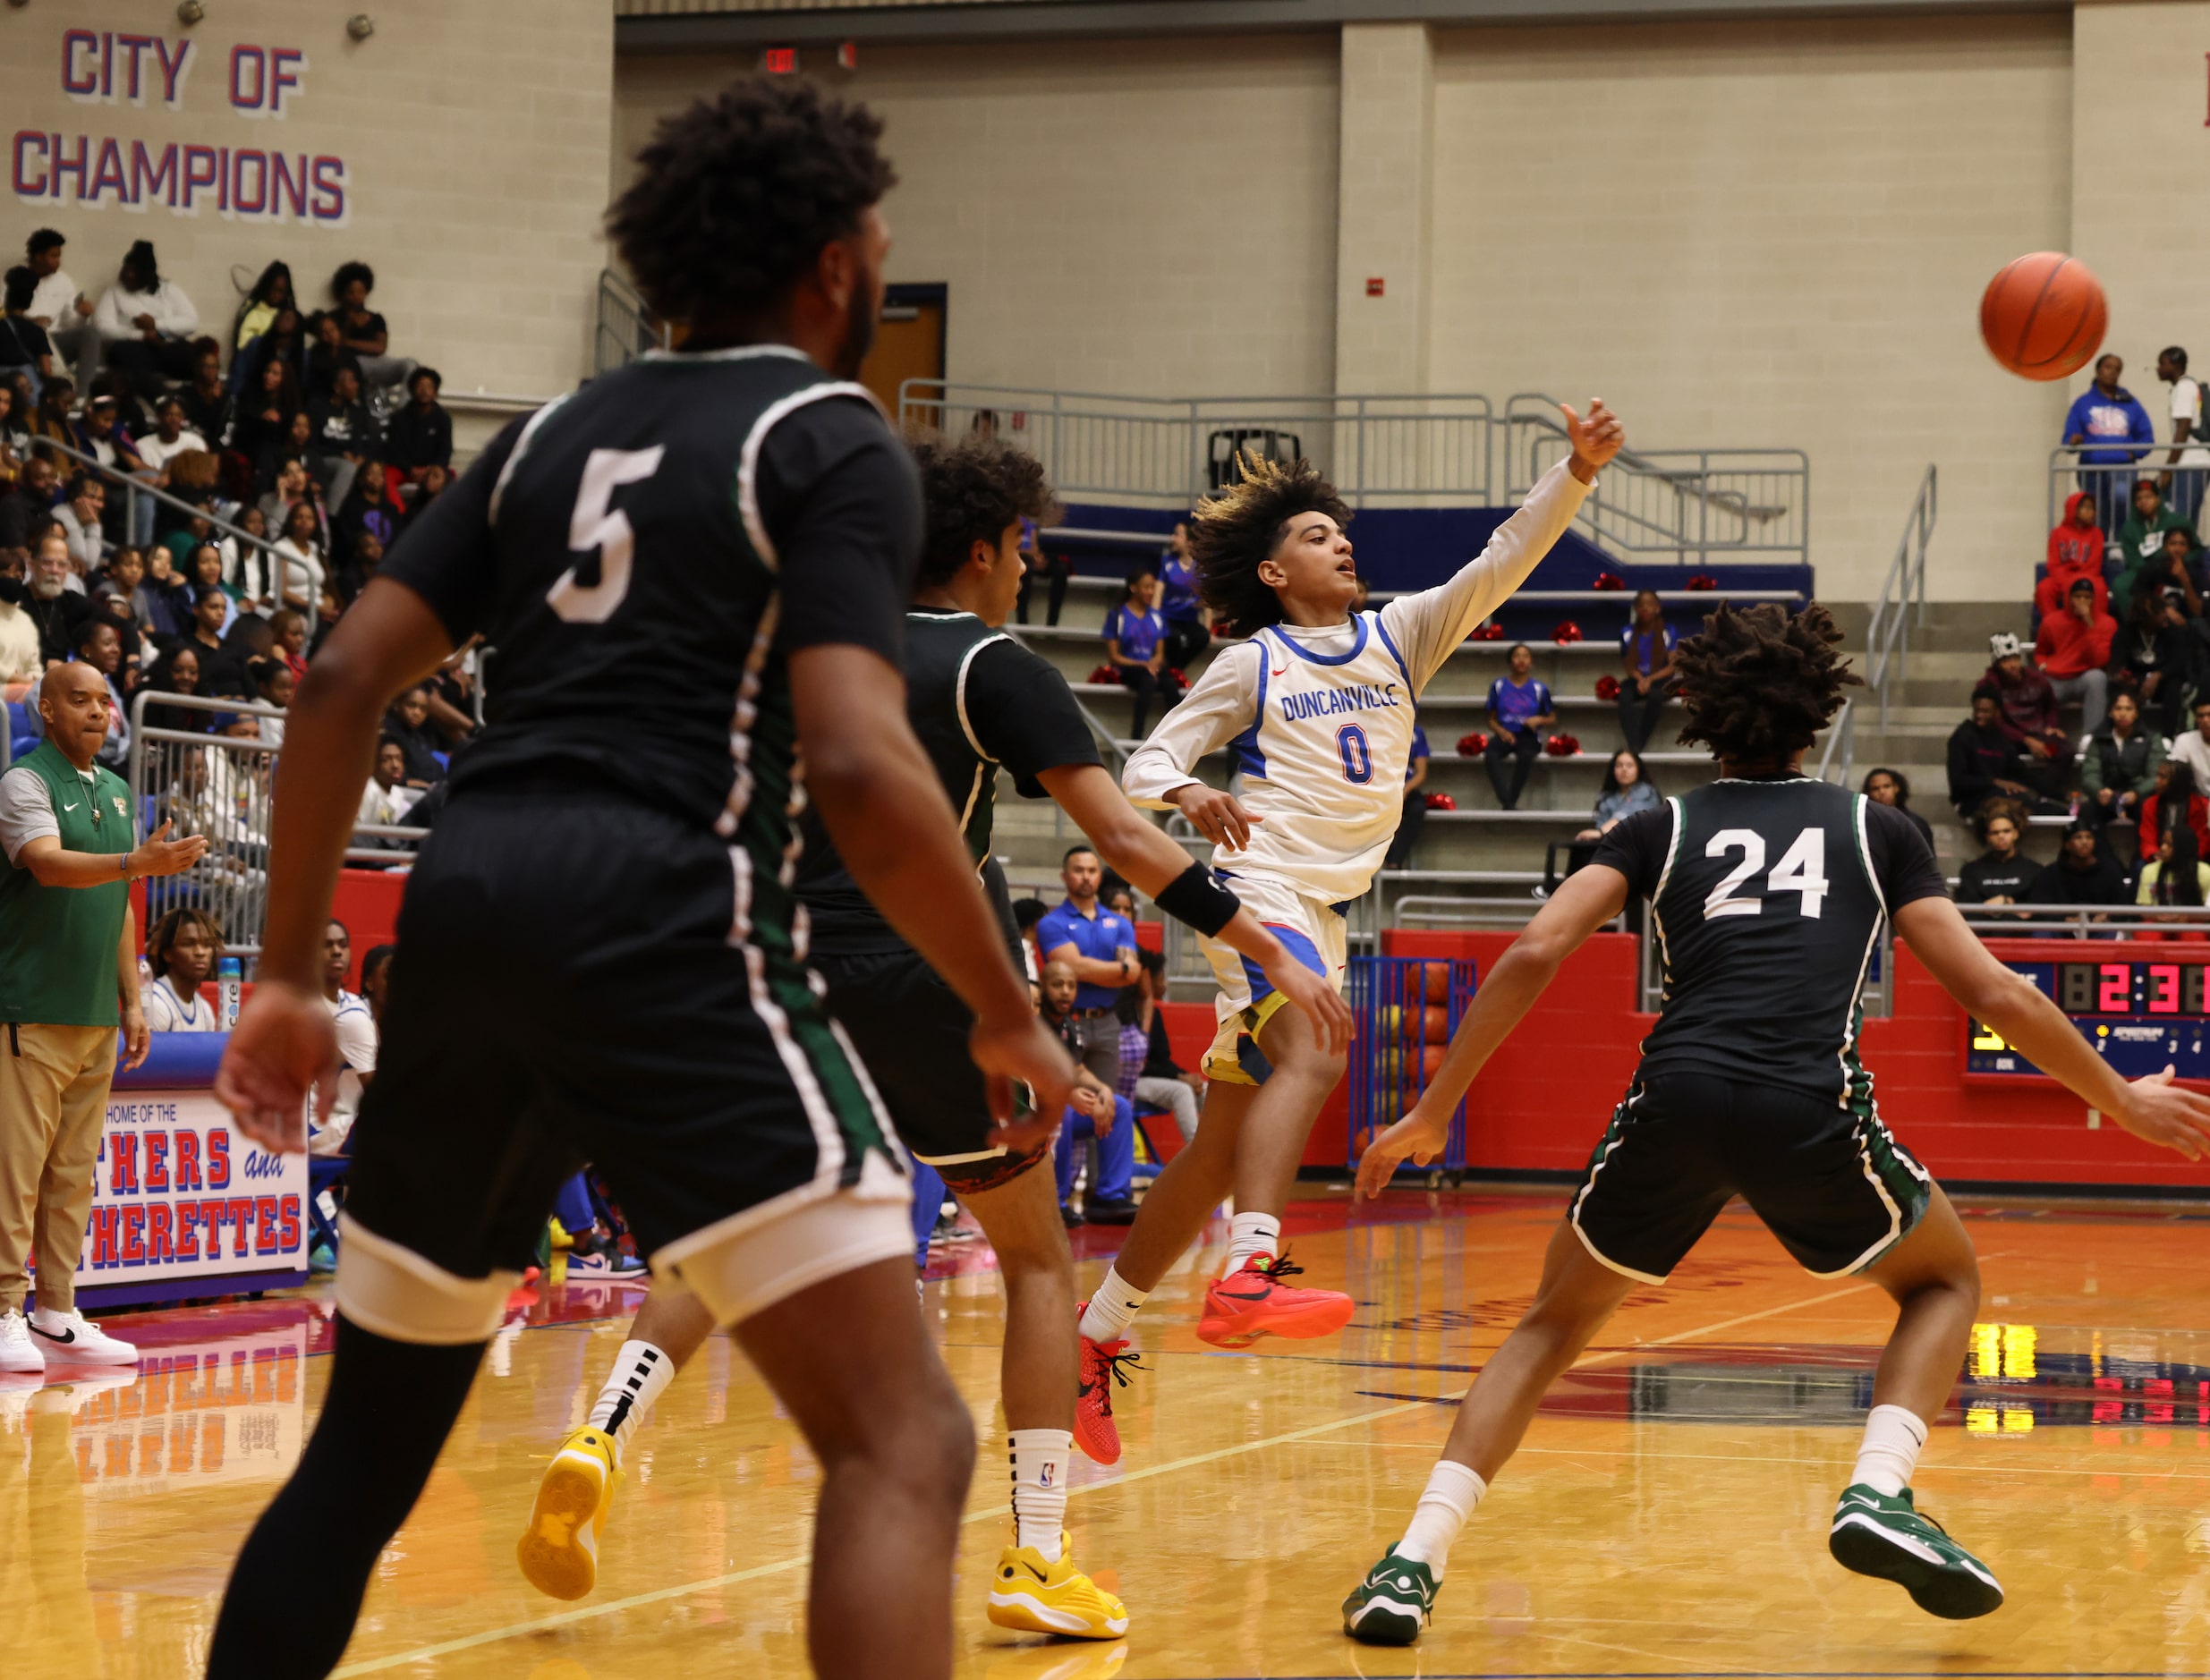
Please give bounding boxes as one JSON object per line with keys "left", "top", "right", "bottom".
{"left": 338, "top": 790, "right": 911, "bottom": 1342}
{"left": 1568, "top": 1069, "right": 1933, "bottom": 1282}
{"left": 814, "top": 946, "right": 1048, "bottom": 1193}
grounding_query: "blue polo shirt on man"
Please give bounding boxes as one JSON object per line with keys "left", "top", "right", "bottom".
{"left": 1036, "top": 898, "right": 1135, "bottom": 1012}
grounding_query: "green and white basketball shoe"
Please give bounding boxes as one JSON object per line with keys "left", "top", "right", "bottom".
{"left": 1829, "top": 1483, "right": 2002, "bottom": 1619}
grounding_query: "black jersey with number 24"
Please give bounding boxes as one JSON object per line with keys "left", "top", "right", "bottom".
{"left": 1591, "top": 776, "right": 1947, "bottom": 1103}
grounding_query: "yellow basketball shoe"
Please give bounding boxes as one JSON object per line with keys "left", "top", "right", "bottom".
{"left": 987, "top": 1533, "right": 1130, "bottom": 1640}
{"left": 517, "top": 1425, "right": 619, "bottom": 1600}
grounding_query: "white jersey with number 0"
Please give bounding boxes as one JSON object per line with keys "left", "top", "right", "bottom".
{"left": 1123, "top": 461, "right": 1593, "bottom": 904}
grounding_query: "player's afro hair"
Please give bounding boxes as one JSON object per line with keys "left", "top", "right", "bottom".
{"left": 608, "top": 77, "right": 896, "bottom": 328}
{"left": 1188, "top": 454, "right": 1350, "bottom": 640}
{"left": 910, "top": 436, "right": 1058, "bottom": 590}
{"left": 1673, "top": 602, "right": 1862, "bottom": 767}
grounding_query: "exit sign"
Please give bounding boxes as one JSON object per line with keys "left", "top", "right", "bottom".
{"left": 762, "top": 45, "right": 798, "bottom": 74}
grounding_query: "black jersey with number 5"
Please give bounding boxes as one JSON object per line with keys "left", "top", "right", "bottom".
{"left": 378, "top": 346, "right": 922, "bottom": 838}
{"left": 1590, "top": 776, "right": 1948, "bottom": 1102}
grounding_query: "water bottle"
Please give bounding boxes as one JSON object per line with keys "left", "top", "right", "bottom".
{"left": 217, "top": 956, "right": 242, "bottom": 1031}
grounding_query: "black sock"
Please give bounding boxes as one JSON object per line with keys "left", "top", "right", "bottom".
{"left": 206, "top": 1316, "right": 486, "bottom": 1679}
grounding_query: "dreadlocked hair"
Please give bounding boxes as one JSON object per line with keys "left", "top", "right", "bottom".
{"left": 909, "top": 435, "right": 1058, "bottom": 590}
{"left": 1188, "top": 454, "right": 1350, "bottom": 639}
{"left": 1672, "top": 601, "right": 1862, "bottom": 768}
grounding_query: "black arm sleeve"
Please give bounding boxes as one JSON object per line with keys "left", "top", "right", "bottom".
{"left": 758, "top": 397, "right": 922, "bottom": 667}
{"left": 961, "top": 638, "right": 1103, "bottom": 797}
{"left": 1866, "top": 798, "right": 1951, "bottom": 908}
{"left": 1587, "top": 805, "right": 1673, "bottom": 899}
{"left": 377, "top": 412, "right": 527, "bottom": 647}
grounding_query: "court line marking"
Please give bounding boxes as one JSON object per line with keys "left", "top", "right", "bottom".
{"left": 329, "top": 1275, "right": 1894, "bottom": 1673}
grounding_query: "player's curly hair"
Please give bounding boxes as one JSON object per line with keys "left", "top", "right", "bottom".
{"left": 910, "top": 436, "right": 1058, "bottom": 590}
{"left": 1673, "top": 602, "right": 1861, "bottom": 767}
{"left": 1188, "top": 454, "right": 1351, "bottom": 639}
{"left": 608, "top": 77, "right": 897, "bottom": 328}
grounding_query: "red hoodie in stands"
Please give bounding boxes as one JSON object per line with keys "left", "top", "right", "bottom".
{"left": 2034, "top": 597, "right": 2117, "bottom": 678}
{"left": 2037, "top": 491, "right": 2107, "bottom": 621}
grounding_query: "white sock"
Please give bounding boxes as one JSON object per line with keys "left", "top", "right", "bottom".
{"left": 586, "top": 1339, "right": 676, "bottom": 1458}
{"left": 1007, "top": 1428, "right": 1071, "bottom": 1562}
{"left": 30, "top": 1305, "right": 78, "bottom": 1330}
{"left": 1078, "top": 1266, "right": 1150, "bottom": 1345}
{"left": 1225, "top": 1211, "right": 1281, "bottom": 1274}
{"left": 1851, "top": 1404, "right": 1927, "bottom": 1498}
{"left": 1395, "top": 1460, "right": 1486, "bottom": 1576}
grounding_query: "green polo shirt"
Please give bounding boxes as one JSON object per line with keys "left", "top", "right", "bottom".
{"left": 0, "top": 740, "right": 134, "bottom": 1027}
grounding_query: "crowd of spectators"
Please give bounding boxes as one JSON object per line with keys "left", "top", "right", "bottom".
{"left": 0, "top": 224, "right": 470, "bottom": 819}
{"left": 1933, "top": 344, "right": 2210, "bottom": 915}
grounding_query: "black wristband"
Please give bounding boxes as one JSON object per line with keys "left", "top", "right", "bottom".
{"left": 1155, "top": 860, "right": 1240, "bottom": 938}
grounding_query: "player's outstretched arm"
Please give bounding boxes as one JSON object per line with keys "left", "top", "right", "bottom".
{"left": 1382, "top": 399, "right": 1625, "bottom": 692}
{"left": 214, "top": 577, "right": 455, "bottom": 1153}
{"left": 1356, "top": 863, "right": 1630, "bottom": 1198}
{"left": 1036, "top": 761, "right": 1353, "bottom": 1054}
{"left": 794, "top": 643, "right": 1075, "bottom": 1141}
{"left": 1894, "top": 896, "right": 2210, "bottom": 1159}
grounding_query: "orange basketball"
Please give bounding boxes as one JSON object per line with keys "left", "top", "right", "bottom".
{"left": 1421, "top": 1005, "right": 1450, "bottom": 1044}
{"left": 1420, "top": 1044, "right": 1446, "bottom": 1082}
{"left": 1979, "top": 252, "right": 2106, "bottom": 382}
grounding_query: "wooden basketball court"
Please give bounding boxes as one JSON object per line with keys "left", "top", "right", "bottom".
{"left": 8, "top": 1184, "right": 2206, "bottom": 1678}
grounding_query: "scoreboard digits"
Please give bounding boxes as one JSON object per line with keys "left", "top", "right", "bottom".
{"left": 1968, "top": 960, "right": 2210, "bottom": 1081}
{"left": 2053, "top": 962, "right": 2210, "bottom": 1017}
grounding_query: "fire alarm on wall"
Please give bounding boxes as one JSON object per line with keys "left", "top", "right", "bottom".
{"left": 1365, "top": 276, "right": 1386, "bottom": 297}
{"left": 837, "top": 41, "right": 858, "bottom": 71}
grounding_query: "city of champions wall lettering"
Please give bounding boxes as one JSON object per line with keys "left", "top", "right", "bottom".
{"left": 13, "top": 29, "right": 349, "bottom": 225}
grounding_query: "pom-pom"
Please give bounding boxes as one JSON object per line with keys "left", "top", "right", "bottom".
{"left": 1470, "top": 620, "right": 1506, "bottom": 641}
{"left": 1424, "top": 792, "right": 1458, "bottom": 810}
{"left": 1685, "top": 574, "right": 1718, "bottom": 591}
{"left": 1087, "top": 665, "right": 1118, "bottom": 685}
{"left": 1455, "top": 731, "right": 1489, "bottom": 757}
{"left": 1592, "top": 573, "right": 1626, "bottom": 591}
{"left": 1552, "top": 621, "right": 1583, "bottom": 645}
{"left": 1543, "top": 733, "right": 1582, "bottom": 758}
{"left": 1594, "top": 674, "right": 1620, "bottom": 701}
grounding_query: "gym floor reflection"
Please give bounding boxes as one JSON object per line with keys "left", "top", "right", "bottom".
{"left": 13, "top": 1188, "right": 2210, "bottom": 1677}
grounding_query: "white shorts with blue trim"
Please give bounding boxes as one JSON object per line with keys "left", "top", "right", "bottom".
{"left": 1200, "top": 870, "right": 1348, "bottom": 1086}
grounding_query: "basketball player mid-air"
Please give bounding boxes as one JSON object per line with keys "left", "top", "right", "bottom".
{"left": 1076, "top": 403, "right": 1623, "bottom": 1381}
{"left": 519, "top": 434, "right": 1354, "bottom": 1634}
{"left": 203, "top": 80, "right": 1075, "bottom": 1680}
{"left": 1341, "top": 603, "right": 2210, "bottom": 1645}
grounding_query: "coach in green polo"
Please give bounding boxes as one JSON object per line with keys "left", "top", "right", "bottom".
{"left": 0, "top": 663, "right": 203, "bottom": 1372}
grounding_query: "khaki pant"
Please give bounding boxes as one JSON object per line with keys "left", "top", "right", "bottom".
{"left": 0, "top": 1022, "right": 117, "bottom": 1315}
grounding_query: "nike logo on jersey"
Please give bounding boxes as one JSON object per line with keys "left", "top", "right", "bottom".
{"left": 1271, "top": 663, "right": 1288, "bottom": 677}
{"left": 61, "top": 802, "right": 79, "bottom": 811}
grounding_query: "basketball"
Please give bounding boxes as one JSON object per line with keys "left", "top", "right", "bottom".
{"left": 1978, "top": 251, "right": 2106, "bottom": 381}
{"left": 1421, "top": 1005, "right": 1450, "bottom": 1044}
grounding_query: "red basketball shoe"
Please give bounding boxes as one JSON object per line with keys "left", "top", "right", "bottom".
{"left": 1198, "top": 1252, "right": 1355, "bottom": 1348}
{"left": 1073, "top": 1302, "right": 1143, "bottom": 1465}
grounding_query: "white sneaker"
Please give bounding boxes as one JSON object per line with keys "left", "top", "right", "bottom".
{"left": 30, "top": 1308, "right": 139, "bottom": 1365}
{"left": 0, "top": 1311, "right": 42, "bottom": 1373}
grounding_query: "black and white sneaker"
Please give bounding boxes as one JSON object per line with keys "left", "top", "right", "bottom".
{"left": 30, "top": 1308, "right": 140, "bottom": 1366}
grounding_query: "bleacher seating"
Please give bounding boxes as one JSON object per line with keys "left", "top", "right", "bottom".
{"left": 990, "top": 507, "right": 1822, "bottom": 921}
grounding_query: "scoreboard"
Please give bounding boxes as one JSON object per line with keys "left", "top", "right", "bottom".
{"left": 1966, "top": 959, "right": 2210, "bottom": 1082}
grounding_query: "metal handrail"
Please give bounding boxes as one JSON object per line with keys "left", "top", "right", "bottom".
{"left": 1501, "top": 392, "right": 1809, "bottom": 572}
{"left": 1815, "top": 695, "right": 1855, "bottom": 785}
{"left": 29, "top": 432, "right": 303, "bottom": 624}
{"left": 1864, "top": 463, "right": 1938, "bottom": 735}
{"left": 595, "top": 268, "right": 667, "bottom": 376}
{"left": 1958, "top": 904, "right": 2210, "bottom": 936}
{"left": 897, "top": 380, "right": 1495, "bottom": 510}
{"left": 2044, "top": 442, "right": 2196, "bottom": 533}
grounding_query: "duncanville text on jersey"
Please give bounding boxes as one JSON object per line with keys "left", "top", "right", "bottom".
{"left": 1279, "top": 683, "right": 1403, "bottom": 723}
